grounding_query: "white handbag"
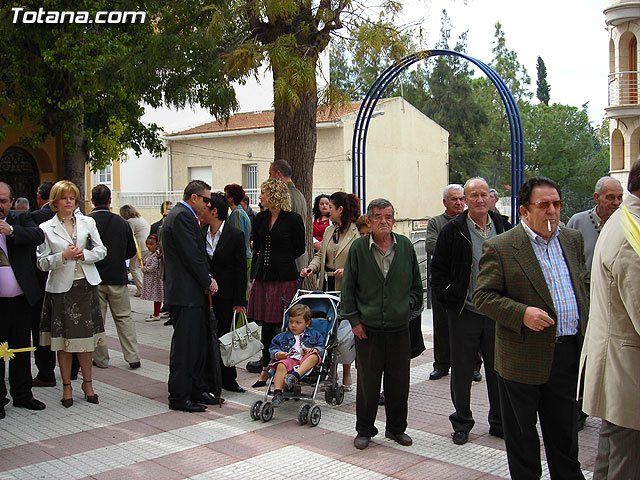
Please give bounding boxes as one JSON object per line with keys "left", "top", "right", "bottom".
{"left": 219, "top": 311, "right": 263, "bottom": 367}
{"left": 335, "top": 319, "right": 356, "bottom": 364}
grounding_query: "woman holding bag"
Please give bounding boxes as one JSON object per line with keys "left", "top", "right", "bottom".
{"left": 247, "top": 178, "right": 305, "bottom": 387}
{"left": 200, "top": 193, "right": 248, "bottom": 393}
{"left": 300, "top": 191, "right": 360, "bottom": 389}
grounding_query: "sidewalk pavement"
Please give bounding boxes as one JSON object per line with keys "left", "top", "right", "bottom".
{"left": 1, "top": 287, "right": 598, "bottom": 479}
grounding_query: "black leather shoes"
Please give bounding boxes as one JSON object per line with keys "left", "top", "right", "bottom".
{"left": 385, "top": 431, "right": 413, "bottom": 446}
{"left": 429, "top": 369, "right": 449, "bottom": 380}
{"left": 14, "top": 397, "right": 46, "bottom": 410}
{"left": 0, "top": 405, "right": 5, "bottom": 419}
{"left": 32, "top": 378, "right": 56, "bottom": 387}
{"left": 246, "top": 360, "right": 263, "bottom": 373}
{"left": 129, "top": 362, "right": 141, "bottom": 369}
{"left": 354, "top": 434, "right": 371, "bottom": 449}
{"left": 169, "top": 400, "right": 207, "bottom": 413}
{"left": 223, "top": 384, "right": 246, "bottom": 393}
{"left": 472, "top": 371, "right": 482, "bottom": 382}
{"left": 452, "top": 431, "right": 469, "bottom": 445}
{"left": 489, "top": 426, "right": 504, "bottom": 439}
{"left": 193, "top": 392, "right": 225, "bottom": 405}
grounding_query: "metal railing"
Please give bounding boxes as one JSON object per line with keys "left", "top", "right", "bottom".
{"left": 117, "top": 191, "right": 183, "bottom": 208}
{"left": 608, "top": 71, "right": 640, "bottom": 106}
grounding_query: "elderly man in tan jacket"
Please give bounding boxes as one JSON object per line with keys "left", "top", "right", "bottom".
{"left": 579, "top": 159, "right": 640, "bottom": 480}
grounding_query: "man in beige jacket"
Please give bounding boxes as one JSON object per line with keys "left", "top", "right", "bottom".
{"left": 580, "top": 159, "right": 640, "bottom": 479}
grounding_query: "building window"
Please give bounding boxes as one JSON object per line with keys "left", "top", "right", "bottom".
{"left": 97, "top": 166, "right": 112, "bottom": 184}
{"left": 245, "top": 164, "right": 258, "bottom": 205}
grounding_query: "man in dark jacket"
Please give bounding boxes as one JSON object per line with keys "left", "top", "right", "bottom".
{"left": 341, "top": 198, "right": 423, "bottom": 450}
{"left": 88, "top": 185, "right": 141, "bottom": 369}
{"left": 30, "top": 182, "right": 57, "bottom": 387}
{"left": 163, "top": 180, "right": 217, "bottom": 412}
{"left": 431, "top": 177, "right": 509, "bottom": 446}
{"left": 0, "top": 181, "right": 46, "bottom": 419}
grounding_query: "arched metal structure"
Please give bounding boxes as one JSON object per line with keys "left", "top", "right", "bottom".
{"left": 351, "top": 49, "right": 525, "bottom": 223}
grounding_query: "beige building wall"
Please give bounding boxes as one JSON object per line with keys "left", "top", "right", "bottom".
{"left": 166, "top": 97, "right": 449, "bottom": 236}
{"left": 605, "top": 0, "right": 640, "bottom": 189}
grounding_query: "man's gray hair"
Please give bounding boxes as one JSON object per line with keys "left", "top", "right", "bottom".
{"left": 443, "top": 184, "right": 464, "bottom": 200}
{"left": 366, "top": 198, "right": 395, "bottom": 219}
{"left": 594, "top": 176, "right": 621, "bottom": 194}
{"left": 463, "top": 177, "right": 489, "bottom": 194}
{"left": 15, "top": 197, "right": 29, "bottom": 209}
{"left": 489, "top": 188, "right": 499, "bottom": 199}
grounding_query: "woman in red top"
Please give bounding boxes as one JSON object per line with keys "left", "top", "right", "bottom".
{"left": 312, "top": 194, "right": 330, "bottom": 251}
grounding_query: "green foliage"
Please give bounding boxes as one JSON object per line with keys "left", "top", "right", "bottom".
{"left": 536, "top": 56, "right": 550, "bottom": 106}
{"left": 0, "top": 0, "right": 243, "bottom": 177}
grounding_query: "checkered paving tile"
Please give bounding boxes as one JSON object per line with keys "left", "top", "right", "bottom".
{"left": 0, "top": 290, "right": 598, "bottom": 479}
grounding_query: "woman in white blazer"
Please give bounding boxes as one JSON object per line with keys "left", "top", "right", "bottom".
{"left": 300, "top": 191, "right": 360, "bottom": 389}
{"left": 37, "top": 181, "right": 107, "bottom": 408}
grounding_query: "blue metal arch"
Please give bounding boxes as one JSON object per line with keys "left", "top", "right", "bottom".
{"left": 351, "top": 49, "right": 524, "bottom": 223}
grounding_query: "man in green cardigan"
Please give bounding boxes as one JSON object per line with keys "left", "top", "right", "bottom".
{"left": 341, "top": 198, "right": 423, "bottom": 450}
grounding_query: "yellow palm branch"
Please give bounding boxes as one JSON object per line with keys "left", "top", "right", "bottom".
{"left": 622, "top": 206, "right": 640, "bottom": 257}
{"left": 0, "top": 342, "right": 36, "bottom": 362}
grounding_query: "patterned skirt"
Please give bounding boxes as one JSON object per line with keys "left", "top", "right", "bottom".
{"left": 40, "top": 279, "right": 105, "bottom": 352}
{"left": 247, "top": 279, "right": 299, "bottom": 324}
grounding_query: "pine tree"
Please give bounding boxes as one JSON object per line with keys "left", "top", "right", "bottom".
{"left": 536, "top": 56, "right": 551, "bottom": 105}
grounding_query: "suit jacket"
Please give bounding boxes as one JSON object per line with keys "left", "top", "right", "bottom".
{"left": 31, "top": 203, "right": 56, "bottom": 226}
{"left": 579, "top": 194, "right": 640, "bottom": 430}
{"left": 88, "top": 207, "right": 137, "bottom": 285}
{"left": 162, "top": 201, "right": 210, "bottom": 307}
{"left": 37, "top": 214, "right": 107, "bottom": 293}
{"left": 3, "top": 210, "right": 45, "bottom": 305}
{"left": 202, "top": 222, "right": 247, "bottom": 306}
{"left": 307, "top": 222, "right": 358, "bottom": 291}
{"left": 473, "top": 224, "right": 589, "bottom": 385}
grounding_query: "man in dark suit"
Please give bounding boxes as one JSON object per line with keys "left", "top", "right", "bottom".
{"left": 201, "top": 193, "right": 247, "bottom": 393}
{"left": 474, "top": 176, "right": 588, "bottom": 480}
{"left": 162, "top": 180, "right": 217, "bottom": 412}
{"left": 0, "top": 181, "right": 47, "bottom": 419}
{"left": 88, "top": 184, "right": 141, "bottom": 369}
{"left": 30, "top": 182, "right": 57, "bottom": 387}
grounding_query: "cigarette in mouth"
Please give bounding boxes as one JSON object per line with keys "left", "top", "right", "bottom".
{"left": 547, "top": 219, "right": 551, "bottom": 232}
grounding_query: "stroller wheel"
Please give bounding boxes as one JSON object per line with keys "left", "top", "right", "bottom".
{"left": 309, "top": 405, "right": 322, "bottom": 427}
{"left": 260, "top": 401, "right": 274, "bottom": 422}
{"left": 324, "top": 387, "right": 335, "bottom": 405}
{"left": 334, "top": 385, "right": 345, "bottom": 405}
{"left": 250, "top": 400, "right": 263, "bottom": 420}
{"left": 298, "top": 403, "right": 311, "bottom": 425}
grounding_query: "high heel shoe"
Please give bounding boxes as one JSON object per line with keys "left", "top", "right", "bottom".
{"left": 61, "top": 383, "right": 73, "bottom": 408}
{"left": 251, "top": 368, "right": 268, "bottom": 388}
{"left": 81, "top": 380, "right": 99, "bottom": 404}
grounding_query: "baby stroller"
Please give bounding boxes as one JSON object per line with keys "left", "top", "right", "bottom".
{"left": 249, "top": 290, "right": 344, "bottom": 427}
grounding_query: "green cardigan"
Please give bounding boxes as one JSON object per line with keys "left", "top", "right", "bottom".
{"left": 340, "top": 233, "right": 423, "bottom": 331}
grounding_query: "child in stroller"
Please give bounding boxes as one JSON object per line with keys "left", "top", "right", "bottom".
{"left": 268, "top": 304, "right": 325, "bottom": 406}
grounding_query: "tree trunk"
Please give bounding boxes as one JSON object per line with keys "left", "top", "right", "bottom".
{"left": 272, "top": 55, "right": 318, "bottom": 278}
{"left": 63, "top": 122, "right": 88, "bottom": 214}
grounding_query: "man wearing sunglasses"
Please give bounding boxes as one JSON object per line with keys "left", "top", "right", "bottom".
{"left": 162, "top": 180, "right": 218, "bottom": 412}
{"left": 474, "top": 176, "right": 589, "bottom": 480}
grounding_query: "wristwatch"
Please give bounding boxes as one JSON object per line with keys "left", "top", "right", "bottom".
{"left": 8, "top": 225, "right": 14, "bottom": 236}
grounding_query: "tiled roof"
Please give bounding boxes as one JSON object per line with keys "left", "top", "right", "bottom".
{"left": 166, "top": 101, "right": 364, "bottom": 137}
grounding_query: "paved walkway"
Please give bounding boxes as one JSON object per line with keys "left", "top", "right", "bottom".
{"left": 1, "top": 288, "right": 599, "bottom": 479}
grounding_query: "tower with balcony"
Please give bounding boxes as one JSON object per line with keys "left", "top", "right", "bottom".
{"left": 605, "top": 0, "right": 640, "bottom": 186}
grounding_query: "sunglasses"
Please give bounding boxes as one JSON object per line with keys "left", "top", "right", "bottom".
{"left": 530, "top": 200, "right": 563, "bottom": 210}
{"left": 196, "top": 194, "right": 212, "bottom": 205}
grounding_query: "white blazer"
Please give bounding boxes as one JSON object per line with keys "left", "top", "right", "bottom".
{"left": 37, "top": 214, "right": 107, "bottom": 293}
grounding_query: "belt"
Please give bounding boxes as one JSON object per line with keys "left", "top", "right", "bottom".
{"left": 555, "top": 334, "right": 577, "bottom": 344}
